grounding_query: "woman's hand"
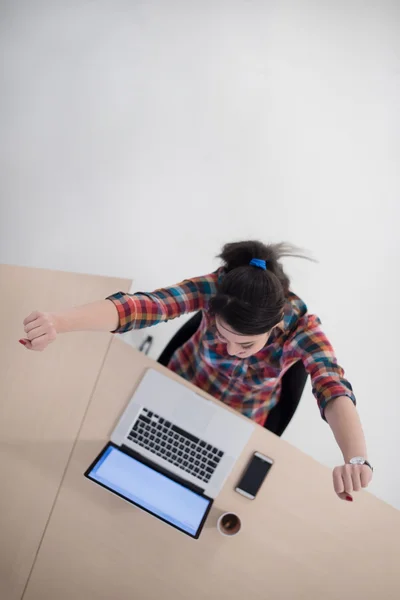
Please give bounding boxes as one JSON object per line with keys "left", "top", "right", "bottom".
{"left": 20, "top": 311, "right": 58, "bottom": 351}
{"left": 332, "top": 463, "right": 373, "bottom": 501}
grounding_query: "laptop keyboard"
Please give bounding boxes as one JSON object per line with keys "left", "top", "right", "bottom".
{"left": 127, "top": 408, "right": 224, "bottom": 484}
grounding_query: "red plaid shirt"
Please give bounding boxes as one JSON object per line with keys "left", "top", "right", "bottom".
{"left": 107, "top": 270, "right": 355, "bottom": 426}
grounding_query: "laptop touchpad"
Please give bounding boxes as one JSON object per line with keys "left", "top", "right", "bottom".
{"left": 174, "top": 397, "right": 214, "bottom": 431}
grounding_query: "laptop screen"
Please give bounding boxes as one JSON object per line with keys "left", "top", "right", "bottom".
{"left": 85, "top": 443, "right": 212, "bottom": 538}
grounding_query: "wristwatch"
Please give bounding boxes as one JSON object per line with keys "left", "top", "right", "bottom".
{"left": 349, "top": 456, "right": 374, "bottom": 471}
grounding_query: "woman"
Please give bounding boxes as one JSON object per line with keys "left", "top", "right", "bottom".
{"left": 20, "top": 240, "right": 373, "bottom": 500}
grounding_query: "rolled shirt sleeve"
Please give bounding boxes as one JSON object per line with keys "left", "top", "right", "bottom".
{"left": 289, "top": 314, "right": 356, "bottom": 420}
{"left": 106, "top": 271, "right": 219, "bottom": 333}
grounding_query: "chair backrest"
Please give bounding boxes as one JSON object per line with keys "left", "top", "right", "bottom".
{"left": 264, "top": 359, "right": 308, "bottom": 436}
{"left": 157, "top": 312, "right": 308, "bottom": 436}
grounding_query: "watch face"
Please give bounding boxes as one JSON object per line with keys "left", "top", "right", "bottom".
{"left": 350, "top": 457, "right": 365, "bottom": 465}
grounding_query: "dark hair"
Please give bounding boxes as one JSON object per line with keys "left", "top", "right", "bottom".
{"left": 209, "top": 240, "right": 311, "bottom": 336}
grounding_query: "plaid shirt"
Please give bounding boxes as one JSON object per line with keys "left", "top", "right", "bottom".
{"left": 107, "top": 270, "right": 355, "bottom": 426}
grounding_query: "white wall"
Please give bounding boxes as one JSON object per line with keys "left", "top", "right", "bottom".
{"left": 1, "top": 0, "right": 399, "bottom": 508}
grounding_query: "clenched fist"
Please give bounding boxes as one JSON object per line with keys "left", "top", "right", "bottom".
{"left": 20, "top": 311, "right": 58, "bottom": 351}
{"left": 332, "top": 463, "right": 373, "bottom": 501}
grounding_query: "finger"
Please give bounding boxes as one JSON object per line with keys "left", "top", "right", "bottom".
{"left": 337, "top": 491, "right": 353, "bottom": 501}
{"left": 333, "top": 468, "right": 344, "bottom": 495}
{"left": 333, "top": 470, "right": 353, "bottom": 501}
{"left": 360, "top": 466, "right": 372, "bottom": 488}
{"left": 351, "top": 467, "right": 362, "bottom": 492}
{"left": 19, "top": 339, "right": 34, "bottom": 350}
{"left": 31, "top": 335, "right": 50, "bottom": 351}
{"left": 24, "top": 318, "right": 46, "bottom": 334}
{"left": 342, "top": 465, "right": 353, "bottom": 494}
{"left": 23, "top": 311, "right": 41, "bottom": 326}
{"left": 26, "top": 325, "right": 48, "bottom": 341}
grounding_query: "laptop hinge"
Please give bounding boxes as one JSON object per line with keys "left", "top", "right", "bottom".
{"left": 121, "top": 443, "right": 206, "bottom": 496}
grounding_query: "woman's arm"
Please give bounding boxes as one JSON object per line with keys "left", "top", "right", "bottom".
{"left": 54, "top": 300, "right": 120, "bottom": 333}
{"left": 289, "top": 314, "right": 373, "bottom": 500}
{"left": 324, "top": 395, "right": 367, "bottom": 463}
{"left": 20, "top": 272, "right": 219, "bottom": 351}
{"left": 325, "top": 396, "right": 372, "bottom": 501}
{"left": 21, "top": 300, "right": 120, "bottom": 350}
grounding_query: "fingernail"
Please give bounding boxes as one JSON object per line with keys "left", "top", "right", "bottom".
{"left": 19, "top": 339, "right": 27, "bottom": 346}
{"left": 346, "top": 496, "right": 353, "bottom": 502}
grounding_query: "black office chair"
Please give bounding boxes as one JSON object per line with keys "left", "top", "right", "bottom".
{"left": 158, "top": 312, "right": 308, "bottom": 437}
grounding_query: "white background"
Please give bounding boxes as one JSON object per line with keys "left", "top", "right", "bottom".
{"left": 1, "top": 1, "right": 399, "bottom": 508}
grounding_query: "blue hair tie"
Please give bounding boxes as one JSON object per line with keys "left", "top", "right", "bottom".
{"left": 249, "top": 258, "right": 267, "bottom": 270}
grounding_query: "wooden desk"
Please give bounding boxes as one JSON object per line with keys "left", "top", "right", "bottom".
{"left": 21, "top": 340, "right": 400, "bottom": 600}
{"left": 0, "top": 265, "right": 130, "bottom": 600}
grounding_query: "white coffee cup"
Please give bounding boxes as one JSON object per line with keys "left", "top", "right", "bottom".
{"left": 217, "top": 512, "right": 242, "bottom": 536}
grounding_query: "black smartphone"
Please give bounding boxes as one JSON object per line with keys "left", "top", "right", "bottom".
{"left": 235, "top": 452, "right": 274, "bottom": 499}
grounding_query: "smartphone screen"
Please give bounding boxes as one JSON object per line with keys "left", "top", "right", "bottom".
{"left": 235, "top": 453, "right": 273, "bottom": 499}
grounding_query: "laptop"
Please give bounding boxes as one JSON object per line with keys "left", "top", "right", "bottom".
{"left": 85, "top": 368, "right": 255, "bottom": 538}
